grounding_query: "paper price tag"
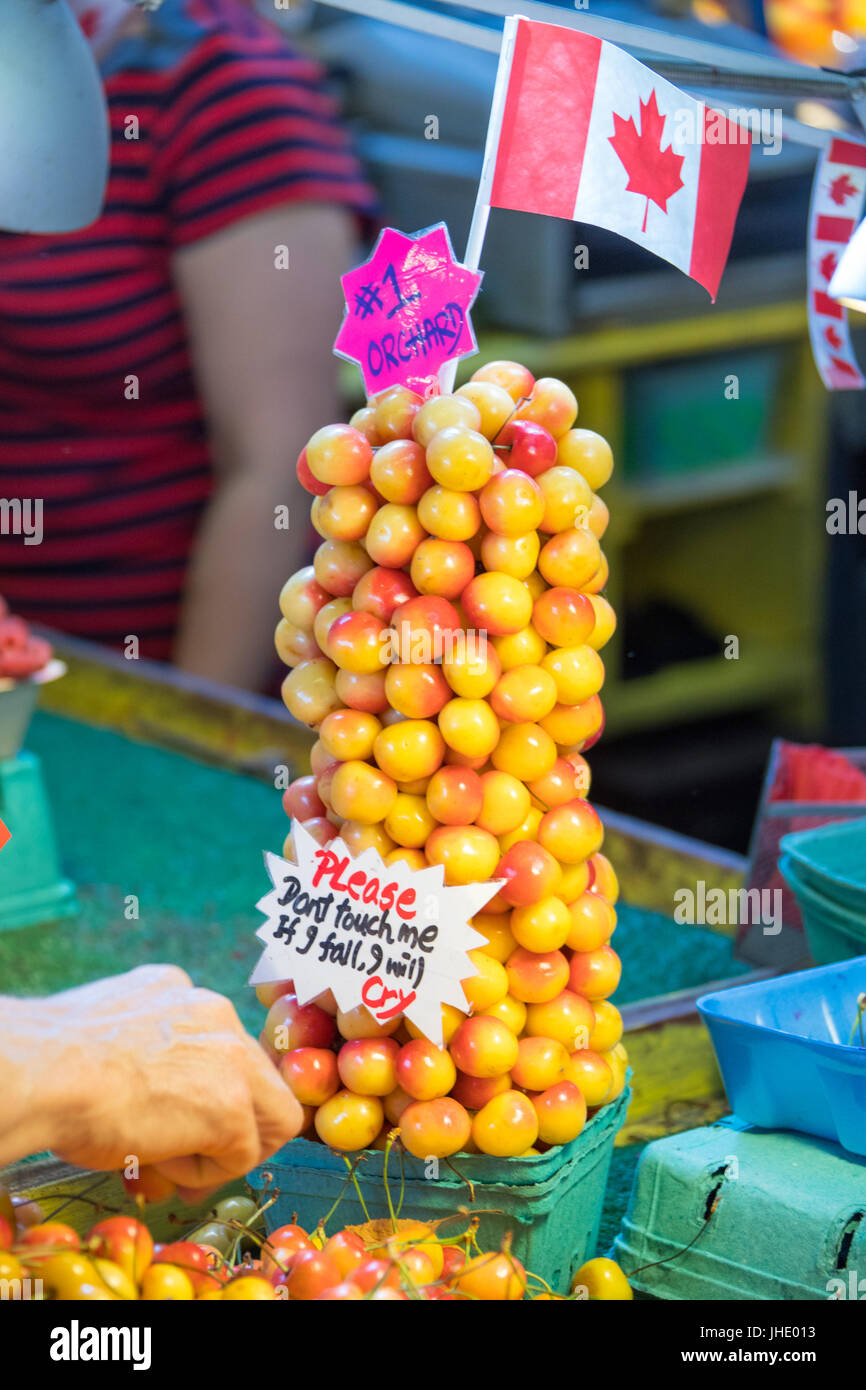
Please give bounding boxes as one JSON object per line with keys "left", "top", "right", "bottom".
{"left": 333, "top": 224, "right": 482, "bottom": 398}
{"left": 251, "top": 822, "right": 502, "bottom": 1047}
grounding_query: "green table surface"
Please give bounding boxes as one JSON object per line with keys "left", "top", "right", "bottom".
{"left": 1, "top": 710, "right": 747, "bottom": 1249}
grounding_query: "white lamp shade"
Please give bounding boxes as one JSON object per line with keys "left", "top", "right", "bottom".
{"left": 828, "top": 216, "right": 866, "bottom": 313}
{"left": 0, "top": 0, "right": 109, "bottom": 233}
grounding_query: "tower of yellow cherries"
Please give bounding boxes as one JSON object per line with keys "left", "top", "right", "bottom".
{"left": 261, "top": 360, "right": 627, "bottom": 1160}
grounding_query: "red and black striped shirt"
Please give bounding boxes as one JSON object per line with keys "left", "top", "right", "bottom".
{"left": 0, "top": 0, "right": 374, "bottom": 661}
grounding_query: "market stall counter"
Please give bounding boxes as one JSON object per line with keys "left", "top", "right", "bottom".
{"left": 0, "top": 633, "right": 753, "bottom": 1274}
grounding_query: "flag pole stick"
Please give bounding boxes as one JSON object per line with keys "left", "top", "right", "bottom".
{"left": 439, "top": 13, "right": 521, "bottom": 393}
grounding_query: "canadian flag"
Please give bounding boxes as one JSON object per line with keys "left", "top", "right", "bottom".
{"left": 485, "top": 19, "right": 751, "bottom": 299}
{"left": 67, "top": 0, "right": 131, "bottom": 51}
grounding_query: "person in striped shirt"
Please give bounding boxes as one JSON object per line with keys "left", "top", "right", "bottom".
{"left": 0, "top": 0, "right": 376, "bottom": 689}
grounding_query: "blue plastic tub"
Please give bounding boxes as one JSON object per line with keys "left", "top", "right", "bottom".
{"left": 697, "top": 958, "right": 866, "bottom": 1156}
{"left": 781, "top": 816, "right": 866, "bottom": 913}
{"left": 779, "top": 854, "right": 866, "bottom": 965}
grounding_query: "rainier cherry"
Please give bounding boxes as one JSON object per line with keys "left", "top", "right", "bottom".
{"left": 568, "top": 944, "right": 622, "bottom": 1001}
{"left": 452, "top": 1251, "right": 527, "bottom": 1300}
{"left": 470, "top": 358, "right": 535, "bottom": 403}
{"left": 506, "top": 947, "right": 570, "bottom": 1004}
{"left": 449, "top": 1016, "right": 519, "bottom": 1078}
{"left": 370, "top": 439, "right": 431, "bottom": 504}
{"left": 425, "top": 824, "right": 500, "bottom": 885}
{"left": 589, "top": 999, "right": 623, "bottom": 1052}
{"left": 525, "top": 989, "right": 595, "bottom": 1052}
{"left": 280, "top": 1048, "right": 340, "bottom": 1107}
{"left": 337, "top": 1038, "right": 400, "bottom": 1097}
{"left": 305, "top": 424, "right": 372, "bottom": 486}
{"left": 532, "top": 1080, "right": 587, "bottom": 1145}
{"left": 399, "top": 1097, "right": 472, "bottom": 1158}
{"left": 556, "top": 427, "right": 614, "bottom": 490}
{"left": 314, "top": 1091, "right": 384, "bottom": 1151}
{"left": 352, "top": 566, "right": 419, "bottom": 623}
{"left": 471, "top": 1090, "right": 539, "bottom": 1157}
{"left": 456, "top": 379, "right": 516, "bottom": 437}
{"left": 567, "top": 1049, "right": 614, "bottom": 1107}
{"left": 396, "top": 1038, "right": 457, "bottom": 1101}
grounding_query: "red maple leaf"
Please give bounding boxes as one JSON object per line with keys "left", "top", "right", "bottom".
{"left": 825, "top": 325, "right": 843, "bottom": 349}
{"left": 609, "top": 90, "right": 685, "bottom": 233}
{"left": 831, "top": 354, "right": 860, "bottom": 376}
{"left": 829, "top": 173, "right": 858, "bottom": 205}
{"left": 77, "top": 7, "right": 100, "bottom": 36}
{"left": 820, "top": 250, "right": 838, "bottom": 282}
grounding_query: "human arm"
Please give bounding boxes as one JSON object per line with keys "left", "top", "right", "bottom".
{"left": 170, "top": 200, "right": 354, "bottom": 690}
{"left": 0, "top": 965, "right": 303, "bottom": 1188}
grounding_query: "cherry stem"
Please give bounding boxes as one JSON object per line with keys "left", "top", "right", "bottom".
{"left": 625, "top": 1199, "right": 717, "bottom": 1281}
{"left": 320, "top": 1155, "right": 365, "bottom": 1231}
{"left": 42, "top": 1174, "right": 115, "bottom": 1224}
{"left": 341, "top": 1156, "right": 371, "bottom": 1224}
{"left": 443, "top": 1155, "right": 475, "bottom": 1204}
{"left": 382, "top": 1131, "right": 399, "bottom": 1233}
{"left": 492, "top": 394, "right": 532, "bottom": 450}
{"left": 395, "top": 1145, "right": 407, "bottom": 1220}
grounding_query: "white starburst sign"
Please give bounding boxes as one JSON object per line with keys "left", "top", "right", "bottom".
{"left": 250, "top": 822, "right": 504, "bottom": 1047}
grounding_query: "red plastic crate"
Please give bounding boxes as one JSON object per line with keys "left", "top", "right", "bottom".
{"left": 740, "top": 740, "right": 866, "bottom": 967}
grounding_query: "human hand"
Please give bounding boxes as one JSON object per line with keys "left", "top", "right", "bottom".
{"left": 2, "top": 965, "right": 303, "bottom": 1191}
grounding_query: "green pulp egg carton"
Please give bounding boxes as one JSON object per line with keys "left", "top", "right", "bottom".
{"left": 614, "top": 1116, "right": 866, "bottom": 1300}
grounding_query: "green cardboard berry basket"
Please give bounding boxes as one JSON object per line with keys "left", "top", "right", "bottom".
{"left": 614, "top": 1114, "right": 866, "bottom": 1300}
{"left": 248, "top": 1085, "right": 630, "bottom": 1295}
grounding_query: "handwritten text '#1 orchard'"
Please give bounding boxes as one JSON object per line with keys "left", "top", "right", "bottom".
{"left": 365, "top": 302, "right": 465, "bottom": 381}
{"left": 251, "top": 824, "right": 500, "bottom": 1046}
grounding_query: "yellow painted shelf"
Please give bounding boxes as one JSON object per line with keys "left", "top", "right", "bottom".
{"left": 621, "top": 453, "right": 798, "bottom": 518}
{"left": 468, "top": 300, "right": 809, "bottom": 378}
{"left": 343, "top": 298, "right": 827, "bottom": 737}
{"left": 475, "top": 302, "right": 828, "bottom": 736}
{"left": 604, "top": 646, "right": 812, "bottom": 736}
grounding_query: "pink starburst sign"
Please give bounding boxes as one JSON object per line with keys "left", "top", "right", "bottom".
{"left": 334, "top": 224, "right": 482, "bottom": 397}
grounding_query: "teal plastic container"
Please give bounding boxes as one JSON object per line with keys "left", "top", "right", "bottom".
{"left": 248, "top": 1087, "right": 629, "bottom": 1294}
{"left": 623, "top": 348, "right": 782, "bottom": 480}
{"left": 781, "top": 816, "right": 866, "bottom": 914}
{"left": 0, "top": 752, "right": 77, "bottom": 932}
{"left": 779, "top": 854, "right": 866, "bottom": 965}
{"left": 614, "top": 1115, "right": 866, "bottom": 1300}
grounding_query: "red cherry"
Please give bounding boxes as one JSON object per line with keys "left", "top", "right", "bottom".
{"left": 390, "top": 595, "right": 463, "bottom": 664}
{"left": 282, "top": 775, "right": 327, "bottom": 821}
{"left": 352, "top": 567, "right": 420, "bottom": 623}
{"left": 579, "top": 705, "right": 606, "bottom": 752}
{"left": 296, "top": 447, "right": 330, "bottom": 497}
{"left": 497, "top": 841, "right": 561, "bottom": 907}
{"left": 495, "top": 419, "right": 558, "bottom": 477}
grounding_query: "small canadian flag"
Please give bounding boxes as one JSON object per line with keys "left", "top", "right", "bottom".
{"left": 485, "top": 19, "right": 751, "bottom": 299}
